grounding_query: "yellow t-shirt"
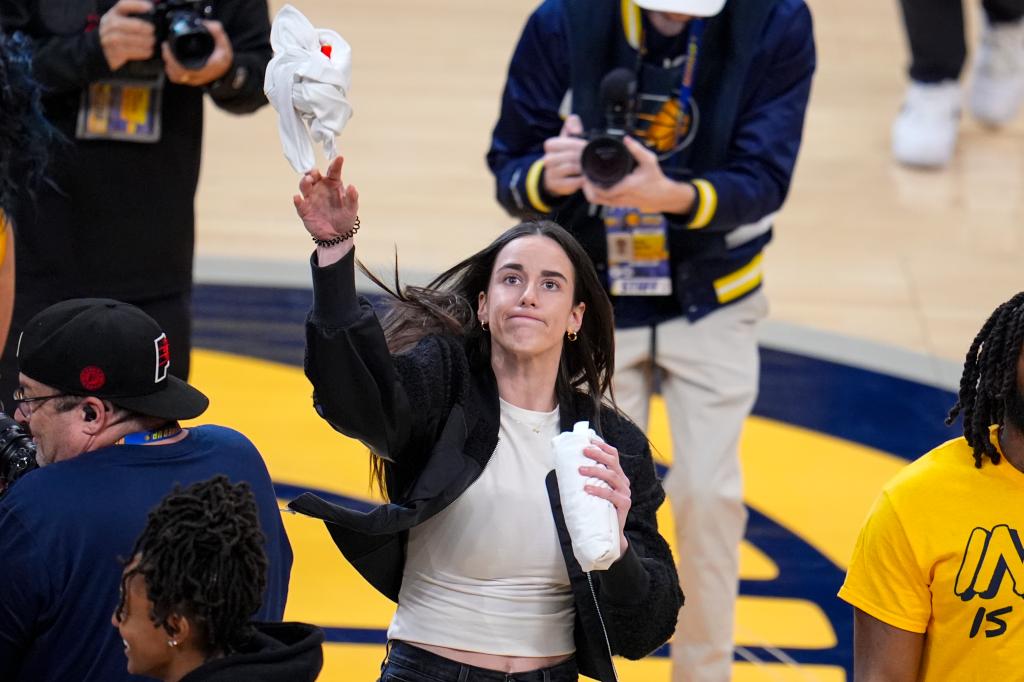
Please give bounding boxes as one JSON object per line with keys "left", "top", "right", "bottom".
{"left": 839, "top": 429, "right": 1024, "bottom": 681}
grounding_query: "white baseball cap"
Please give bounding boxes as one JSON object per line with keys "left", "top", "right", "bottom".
{"left": 633, "top": 0, "right": 727, "bottom": 17}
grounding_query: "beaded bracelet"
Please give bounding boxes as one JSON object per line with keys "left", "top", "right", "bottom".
{"left": 312, "top": 216, "right": 361, "bottom": 247}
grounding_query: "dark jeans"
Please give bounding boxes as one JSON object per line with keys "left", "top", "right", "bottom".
{"left": 378, "top": 641, "right": 579, "bottom": 682}
{"left": 899, "top": 0, "right": 1024, "bottom": 82}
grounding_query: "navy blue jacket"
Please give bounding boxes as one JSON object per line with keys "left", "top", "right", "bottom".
{"left": 488, "top": 0, "right": 815, "bottom": 323}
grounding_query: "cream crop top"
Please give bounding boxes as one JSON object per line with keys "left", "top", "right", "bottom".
{"left": 387, "top": 399, "right": 575, "bottom": 656}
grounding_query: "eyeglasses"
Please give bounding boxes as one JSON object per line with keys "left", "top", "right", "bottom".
{"left": 12, "top": 388, "right": 69, "bottom": 416}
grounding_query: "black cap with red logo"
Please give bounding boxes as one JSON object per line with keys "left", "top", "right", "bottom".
{"left": 16, "top": 299, "right": 209, "bottom": 420}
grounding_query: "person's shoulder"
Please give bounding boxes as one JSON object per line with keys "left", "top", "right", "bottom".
{"left": 733, "top": 0, "right": 811, "bottom": 37}
{"left": 189, "top": 424, "right": 258, "bottom": 448}
{"left": 390, "top": 330, "right": 452, "bottom": 355}
{"left": 773, "top": 0, "right": 810, "bottom": 13}
{"left": 178, "top": 622, "right": 324, "bottom": 681}
{"left": 414, "top": 331, "right": 466, "bottom": 355}
{"left": 187, "top": 425, "right": 272, "bottom": 468}
{"left": 190, "top": 423, "right": 243, "bottom": 436}
{"left": 768, "top": 0, "right": 813, "bottom": 32}
{"left": 882, "top": 435, "right": 973, "bottom": 500}
{"left": 596, "top": 403, "right": 647, "bottom": 449}
{"left": 758, "top": 0, "right": 810, "bottom": 19}
{"left": 903, "top": 435, "right": 974, "bottom": 475}
{"left": 535, "top": 0, "right": 568, "bottom": 16}
{"left": 180, "top": 426, "right": 278, "bottom": 492}
{"left": 528, "top": 0, "right": 571, "bottom": 28}
{"left": 397, "top": 332, "right": 472, "bottom": 373}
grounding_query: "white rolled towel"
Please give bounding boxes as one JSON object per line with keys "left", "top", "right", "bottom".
{"left": 552, "top": 421, "right": 622, "bottom": 572}
{"left": 264, "top": 4, "right": 353, "bottom": 174}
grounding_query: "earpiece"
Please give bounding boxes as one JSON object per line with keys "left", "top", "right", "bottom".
{"left": 83, "top": 405, "right": 97, "bottom": 422}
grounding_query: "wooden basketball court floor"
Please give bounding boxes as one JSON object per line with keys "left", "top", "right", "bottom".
{"left": 183, "top": 0, "right": 1024, "bottom": 679}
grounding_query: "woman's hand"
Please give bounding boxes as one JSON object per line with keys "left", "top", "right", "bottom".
{"left": 580, "top": 440, "right": 632, "bottom": 555}
{"left": 293, "top": 155, "right": 360, "bottom": 247}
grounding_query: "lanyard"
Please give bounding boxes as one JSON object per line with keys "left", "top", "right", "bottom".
{"left": 676, "top": 19, "right": 704, "bottom": 118}
{"left": 636, "top": 18, "right": 705, "bottom": 123}
{"left": 116, "top": 425, "right": 182, "bottom": 446}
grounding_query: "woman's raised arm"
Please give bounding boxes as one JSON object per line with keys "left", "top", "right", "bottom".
{"left": 294, "top": 155, "right": 360, "bottom": 267}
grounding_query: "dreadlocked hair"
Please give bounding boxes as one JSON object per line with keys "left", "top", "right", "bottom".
{"left": 357, "top": 220, "right": 617, "bottom": 497}
{"left": 116, "top": 475, "right": 268, "bottom": 657}
{"left": 946, "top": 292, "right": 1024, "bottom": 468}
{"left": 0, "top": 31, "right": 55, "bottom": 212}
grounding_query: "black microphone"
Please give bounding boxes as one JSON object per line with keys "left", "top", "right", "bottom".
{"left": 599, "top": 67, "right": 637, "bottom": 133}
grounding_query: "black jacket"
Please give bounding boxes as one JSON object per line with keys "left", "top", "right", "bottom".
{"left": 178, "top": 622, "right": 324, "bottom": 682}
{"left": 290, "top": 249, "right": 683, "bottom": 682}
{"left": 0, "top": 0, "right": 271, "bottom": 298}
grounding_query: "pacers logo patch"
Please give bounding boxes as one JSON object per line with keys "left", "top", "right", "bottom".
{"left": 635, "top": 96, "right": 698, "bottom": 155}
{"left": 153, "top": 333, "right": 170, "bottom": 383}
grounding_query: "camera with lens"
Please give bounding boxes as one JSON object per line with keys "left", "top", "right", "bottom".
{"left": 0, "top": 413, "right": 37, "bottom": 497}
{"left": 146, "top": 0, "right": 216, "bottom": 70}
{"left": 580, "top": 68, "right": 638, "bottom": 189}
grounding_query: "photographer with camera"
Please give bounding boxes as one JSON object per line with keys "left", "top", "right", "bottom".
{"left": 0, "top": 298, "right": 292, "bottom": 681}
{"left": 488, "top": 1, "right": 815, "bottom": 680}
{"left": 0, "top": 0, "right": 272, "bottom": 404}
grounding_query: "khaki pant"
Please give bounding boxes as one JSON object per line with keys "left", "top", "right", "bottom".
{"left": 612, "top": 290, "right": 767, "bottom": 682}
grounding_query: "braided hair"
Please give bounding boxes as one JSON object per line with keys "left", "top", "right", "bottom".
{"left": 946, "top": 292, "right": 1024, "bottom": 467}
{"left": 115, "top": 476, "right": 268, "bottom": 657}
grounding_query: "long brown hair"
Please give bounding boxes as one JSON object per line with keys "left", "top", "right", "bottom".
{"left": 360, "top": 220, "right": 616, "bottom": 495}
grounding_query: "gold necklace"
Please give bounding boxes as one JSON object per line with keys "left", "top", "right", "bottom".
{"left": 500, "top": 398, "right": 558, "bottom": 435}
{"left": 508, "top": 416, "right": 545, "bottom": 434}
{"left": 504, "top": 410, "right": 556, "bottom": 435}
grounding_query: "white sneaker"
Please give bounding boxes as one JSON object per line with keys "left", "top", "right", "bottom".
{"left": 970, "top": 17, "right": 1024, "bottom": 126}
{"left": 892, "top": 80, "right": 961, "bottom": 168}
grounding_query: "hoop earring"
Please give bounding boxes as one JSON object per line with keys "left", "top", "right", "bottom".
{"left": 481, "top": 320, "right": 489, "bottom": 332}
{"left": 567, "top": 329, "right": 578, "bottom": 342}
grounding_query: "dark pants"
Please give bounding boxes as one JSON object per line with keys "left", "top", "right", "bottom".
{"left": 899, "top": 0, "right": 1024, "bottom": 82}
{"left": 0, "top": 284, "right": 191, "bottom": 410}
{"left": 378, "top": 642, "right": 579, "bottom": 682}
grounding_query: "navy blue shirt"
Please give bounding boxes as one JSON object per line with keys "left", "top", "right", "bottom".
{"left": 0, "top": 425, "right": 293, "bottom": 681}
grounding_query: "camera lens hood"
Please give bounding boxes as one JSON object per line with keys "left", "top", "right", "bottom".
{"left": 581, "top": 135, "right": 636, "bottom": 189}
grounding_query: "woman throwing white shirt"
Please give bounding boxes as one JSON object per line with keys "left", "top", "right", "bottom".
{"left": 288, "top": 157, "right": 683, "bottom": 682}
